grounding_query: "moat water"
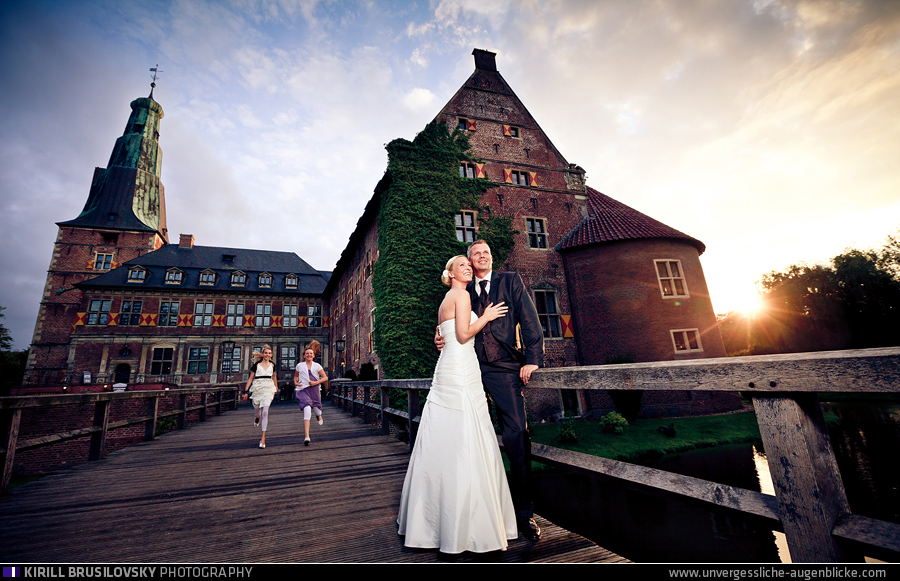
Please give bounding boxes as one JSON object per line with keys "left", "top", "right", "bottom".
{"left": 532, "top": 400, "right": 900, "bottom": 563}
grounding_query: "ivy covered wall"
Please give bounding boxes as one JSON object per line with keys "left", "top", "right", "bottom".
{"left": 372, "top": 121, "right": 516, "bottom": 379}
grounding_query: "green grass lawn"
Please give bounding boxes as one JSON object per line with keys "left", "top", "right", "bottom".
{"left": 530, "top": 411, "right": 765, "bottom": 464}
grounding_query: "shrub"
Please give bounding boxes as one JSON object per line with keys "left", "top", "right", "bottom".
{"left": 599, "top": 411, "right": 629, "bottom": 435}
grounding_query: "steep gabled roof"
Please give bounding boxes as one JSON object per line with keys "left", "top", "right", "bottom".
{"left": 77, "top": 244, "right": 331, "bottom": 295}
{"left": 556, "top": 187, "right": 706, "bottom": 254}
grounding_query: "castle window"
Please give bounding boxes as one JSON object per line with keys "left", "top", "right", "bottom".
{"left": 221, "top": 344, "right": 241, "bottom": 373}
{"left": 150, "top": 347, "right": 173, "bottom": 375}
{"left": 655, "top": 260, "right": 689, "bottom": 298}
{"left": 460, "top": 162, "right": 476, "bottom": 178}
{"left": 127, "top": 267, "right": 146, "bottom": 282}
{"left": 672, "top": 329, "right": 703, "bottom": 353}
{"left": 285, "top": 274, "right": 299, "bottom": 289}
{"left": 455, "top": 211, "right": 477, "bottom": 243}
{"left": 307, "top": 305, "right": 322, "bottom": 328}
{"left": 526, "top": 218, "right": 548, "bottom": 249}
{"left": 283, "top": 304, "right": 298, "bottom": 328}
{"left": 369, "top": 308, "right": 376, "bottom": 354}
{"left": 87, "top": 300, "right": 111, "bottom": 325}
{"left": 187, "top": 347, "right": 209, "bottom": 374}
{"left": 503, "top": 124, "right": 520, "bottom": 138}
{"left": 504, "top": 169, "right": 532, "bottom": 186}
{"left": 94, "top": 254, "right": 113, "bottom": 270}
{"left": 199, "top": 270, "right": 217, "bottom": 285}
{"left": 280, "top": 345, "right": 297, "bottom": 373}
{"left": 259, "top": 273, "right": 273, "bottom": 288}
{"left": 158, "top": 301, "right": 179, "bottom": 326}
{"left": 165, "top": 269, "right": 184, "bottom": 284}
{"left": 120, "top": 300, "right": 142, "bottom": 325}
{"left": 255, "top": 303, "right": 272, "bottom": 327}
{"left": 230, "top": 271, "right": 246, "bottom": 286}
{"left": 193, "top": 302, "right": 214, "bottom": 326}
{"left": 226, "top": 303, "right": 244, "bottom": 327}
{"left": 458, "top": 118, "right": 476, "bottom": 131}
{"left": 533, "top": 290, "right": 562, "bottom": 338}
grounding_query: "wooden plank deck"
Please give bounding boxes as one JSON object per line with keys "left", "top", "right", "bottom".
{"left": 0, "top": 403, "right": 628, "bottom": 564}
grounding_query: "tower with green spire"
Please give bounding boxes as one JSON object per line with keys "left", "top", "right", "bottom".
{"left": 24, "top": 88, "right": 170, "bottom": 385}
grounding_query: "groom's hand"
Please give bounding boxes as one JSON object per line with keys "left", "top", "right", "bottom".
{"left": 434, "top": 326, "right": 445, "bottom": 351}
{"left": 520, "top": 364, "right": 538, "bottom": 385}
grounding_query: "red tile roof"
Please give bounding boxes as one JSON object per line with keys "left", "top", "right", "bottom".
{"left": 557, "top": 187, "right": 706, "bottom": 254}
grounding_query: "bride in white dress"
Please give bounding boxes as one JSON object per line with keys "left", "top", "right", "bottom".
{"left": 397, "top": 255, "right": 519, "bottom": 553}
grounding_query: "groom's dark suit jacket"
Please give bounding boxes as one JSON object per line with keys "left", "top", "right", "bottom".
{"left": 467, "top": 271, "right": 544, "bottom": 368}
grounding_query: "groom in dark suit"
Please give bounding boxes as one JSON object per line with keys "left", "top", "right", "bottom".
{"left": 438, "top": 239, "right": 544, "bottom": 541}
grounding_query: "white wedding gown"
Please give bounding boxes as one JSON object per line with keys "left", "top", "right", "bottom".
{"left": 397, "top": 313, "right": 518, "bottom": 553}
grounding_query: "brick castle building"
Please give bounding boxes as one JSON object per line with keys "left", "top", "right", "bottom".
{"left": 23, "top": 49, "right": 739, "bottom": 419}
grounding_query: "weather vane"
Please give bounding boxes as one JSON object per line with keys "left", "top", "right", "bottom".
{"left": 149, "top": 65, "right": 163, "bottom": 98}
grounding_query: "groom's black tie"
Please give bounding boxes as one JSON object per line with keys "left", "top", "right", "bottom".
{"left": 477, "top": 279, "right": 503, "bottom": 362}
{"left": 477, "top": 280, "right": 489, "bottom": 316}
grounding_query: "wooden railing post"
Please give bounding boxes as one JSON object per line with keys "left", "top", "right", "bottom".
{"left": 200, "top": 392, "right": 208, "bottom": 422}
{"left": 145, "top": 396, "right": 159, "bottom": 441}
{"left": 1, "top": 409, "right": 22, "bottom": 495}
{"left": 752, "top": 393, "right": 861, "bottom": 563}
{"left": 381, "top": 386, "right": 391, "bottom": 436}
{"left": 407, "top": 388, "right": 420, "bottom": 451}
{"left": 88, "top": 399, "right": 110, "bottom": 461}
{"left": 177, "top": 394, "right": 187, "bottom": 430}
{"left": 363, "top": 386, "right": 372, "bottom": 425}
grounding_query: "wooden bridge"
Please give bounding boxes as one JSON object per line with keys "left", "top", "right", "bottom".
{"left": 3, "top": 346, "right": 900, "bottom": 564}
{"left": 0, "top": 400, "right": 626, "bottom": 564}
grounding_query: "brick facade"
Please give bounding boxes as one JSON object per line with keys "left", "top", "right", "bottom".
{"left": 23, "top": 49, "right": 739, "bottom": 423}
{"left": 325, "top": 49, "right": 739, "bottom": 421}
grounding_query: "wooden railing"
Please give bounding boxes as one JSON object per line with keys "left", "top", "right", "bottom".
{"left": 1, "top": 384, "right": 241, "bottom": 494}
{"left": 330, "top": 347, "right": 900, "bottom": 563}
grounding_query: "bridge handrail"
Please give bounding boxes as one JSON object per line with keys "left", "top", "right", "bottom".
{"left": 330, "top": 347, "right": 900, "bottom": 563}
{"left": 1, "top": 384, "right": 241, "bottom": 495}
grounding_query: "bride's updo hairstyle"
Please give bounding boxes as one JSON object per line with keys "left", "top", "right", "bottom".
{"left": 441, "top": 255, "right": 467, "bottom": 286}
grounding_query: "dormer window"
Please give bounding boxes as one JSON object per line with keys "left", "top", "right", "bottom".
{"left": 258, "top": 273, "right": 273, "bottom": 288}
{"left": 285, "top": 274, "right": 299, "bottom": 289}
{"left": 127, "top": 267, "right": 147, "bottom": 283}
{"left": 199, "top": 270, "right": 217, "bottom": 285}
{"left": 165, "top": 269, "right": 184, "bottom": 284}
{"left": 222, "top": 254, "right": 236, "bottom": 264}
{"left": 231, "top": 271, "right": 247, "bottom": 286}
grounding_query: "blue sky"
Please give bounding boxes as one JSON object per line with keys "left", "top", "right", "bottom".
{"left": 2, "top": 0, "right": 899, "bottom": 351}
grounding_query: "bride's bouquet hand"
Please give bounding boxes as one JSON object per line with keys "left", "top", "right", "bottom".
{"left": 484, "top": 301, "right": 508, "bottom": 321}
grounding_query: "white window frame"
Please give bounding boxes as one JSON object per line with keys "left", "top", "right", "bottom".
{"left": 655, "top": 259, "right": 689, "bottom": 299}
{"left": 193, "top": 302, "right": 214, "bottom": 326}
{"left": 671, "top": 329, "right": 703, "bottom": 353}
{"left": 283, "top": 304, "right": 298, "bottom": 328}
{"left": 226, "top": 302, "right": 244, "bottom": 327}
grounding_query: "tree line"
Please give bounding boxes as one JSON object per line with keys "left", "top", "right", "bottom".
{"left": 0, "top": 306, "right": 27, "bottom": 394}
{"left": 718, "top": 230, "right": 900, "bottom": 356}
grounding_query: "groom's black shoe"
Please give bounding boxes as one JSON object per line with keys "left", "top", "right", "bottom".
{"left": 519, "top": 517, "right": 542, "bottom": 541}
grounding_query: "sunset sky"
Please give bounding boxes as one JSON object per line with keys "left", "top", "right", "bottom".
{"left": 2, "top": 0, "right": 899, "bottom": 351}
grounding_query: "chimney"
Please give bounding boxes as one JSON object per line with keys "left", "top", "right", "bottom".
{"left": 473, "top": 49, "right": 497, "bottom": 72}
{"left": 179, "top": 234, "right": 195, "bottom": 249}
